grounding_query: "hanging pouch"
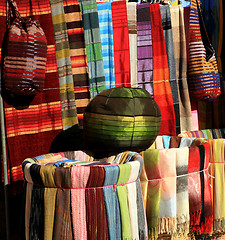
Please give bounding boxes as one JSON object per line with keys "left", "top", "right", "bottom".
{"left": 188, "top": 0, "right": 221, "bottom": 101}
{"left": 3, "top": 0, "right": 47, "bottom": 96}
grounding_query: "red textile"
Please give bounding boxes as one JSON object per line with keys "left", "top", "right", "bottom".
{"left": 0, "top": 0, "right": 63, "bottom": 183}
{"left": 150, "top": 3, "right": 176, "bottom": 136}
{"left": 111, "top": 1, "right": 131, "bottom": 87}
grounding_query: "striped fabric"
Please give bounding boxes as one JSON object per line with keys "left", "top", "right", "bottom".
{"left": 111, "top": 1, "right": 131, "bottom": 87}
{"left": 170, "top": 5, "right": 193, "bottom": 133}
{"left": 63, "top": 0, "right": 91, "bottom": 126}
{"left": 137, "top": 3, "right": 154, "bottom": 97}
{"left": 0, "top": 0, "right": 63, "bottom": 183}
{"left": 97, "top": 2, "right": 115, "bottom": 90}
{"left": 78, "top": 0, "right": 106, "bottom": 98}
{"left": 150, "top": 3, "right": 176, "bottom": 136}
{"left": 49, "top": 0, "right": 78, "bottom": 130}
{"left": 160, "top": 5, "right": 180, "bottom": 135}
{"left": 127, "top": 2, "right": 138, "bottom": 88}
{"left": 188, "top": 0, "right": 221, "bottom": 101}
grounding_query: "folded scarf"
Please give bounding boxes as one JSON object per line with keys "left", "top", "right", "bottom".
{"left": 127, "top": 2, "right": 138, "bottom": 88}
{"left": 117, "top": 163, "right": 132, "bottom": 239}
{"left": 103, "top": 165, "right": 121, "bottom": 240}
{"left": 127, "top": 161, "right": 140, "bottom": 239}
{"left": 143, "top": 149, "right": 162, "bottom": 240}
{"left": 137, "top": 3, "right": 154, "bottom": 96}
{"left": 97, "top": 2, "right": 115, "bottom": 89}
{"left": 53, "top": 167, "right": 73, "bottom": 240}
{"left": 176, "top": 147, "right": 189, "bottom": 236}
{"left": 160, "top": 5, "right": 180, "bottom": 135}
{"left": 71, "top": 166, "right": 90, "bottom": 240}
{"left": 111, "top": 1, "right": 131, "bottom": 87}
{"left": 162, "top": 135, "right": 171, "bottom": 149}
{"left": 179, "top": 137, "right": 195, "bottom": 148}
{"left": 170, "top": 136, "right": 182, "bottom": 148}
{"left": 86, "top": 166, "right": 109, "bottom": 240}
{"left": 150, "top": 3, "right": 176, "bottom": 136}
{"left": 158, "top": 148, "right": 177, "bottom": 234}
{"left": 78, "top": 0, "right": 106, "bottom": 98}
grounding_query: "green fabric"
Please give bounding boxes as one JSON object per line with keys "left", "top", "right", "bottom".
{"left": 144, "top": 149, "right": 161, "bottom": 240}
{"left": 117, "top": 164, "right": 132, "bottom": 240}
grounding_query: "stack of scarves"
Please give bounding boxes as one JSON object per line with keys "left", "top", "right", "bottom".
{"left": 22, "top": 151, "right": 147, "bottom": 240}
{"left": 142, "top": 136, "right": 213, "bottom": 239}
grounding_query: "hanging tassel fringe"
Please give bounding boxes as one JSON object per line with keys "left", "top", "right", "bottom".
{"left": 158, "top": 217, "right": 177, "bottom": 235}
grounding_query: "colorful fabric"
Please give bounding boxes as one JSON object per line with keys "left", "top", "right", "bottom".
{"left": 0, "top": 0, "right": 63, "bottom": 184}
{"left": 137, "top": 3, "right": 154, "bottom": 96}
{"left": 162, "top": 135, "right": 171, "bottom": 149}
{"left": 78, "top": 0, "right": 106, "bottom": 98}
{"left": 160, "top": 5, "right": 180, "bottom": 135}
{"left": 63, "top": 0, "right": 91, "bottom": 126}
{"left": 111, "top": 1, "right": 131, "bottom": 87}
{"left": 170, "top": 5, "right": 193, "bottom": 133}
{"left": 150, "top": 3, "right": 176, "bottom": 136}
{"left": 49, "top": 0, "right": 78, "bottom": 130}
{"left": 170, "top": 136, "right": 182, "bottom": 148}
{"left": 127, "top": 2, "right": 138, "bottom": 88}
{"left": 97, "top": 2, "right": 115, "bottom": 89}
{"left": 117, "top": 164, "right": 132, "bottom": 239}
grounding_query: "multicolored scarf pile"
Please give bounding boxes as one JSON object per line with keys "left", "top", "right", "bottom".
{"left": 78, "top": 0, "right": 106, "bottom": 98}
{"left": 150, "top": 3, "right": 176, "bottom": 136}
{"left": 137, "top": 3, "right": 154, "bottom": 96}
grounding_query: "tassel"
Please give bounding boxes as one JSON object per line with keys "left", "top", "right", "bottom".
{"left": 148, "top": 227, "right": 158, "bottom": 240}
{"left": 190, "top": 210, "right": 201, "bottom": 227}
{"left": 158, "top": 217, "right": 177, "bottom": 235}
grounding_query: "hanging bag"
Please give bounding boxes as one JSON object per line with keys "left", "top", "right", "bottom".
{"left": 188, "top": 0, "right": 221, "bottom": 101}
{"left": 3, "top": 0, "right": 47, "bottom": 95}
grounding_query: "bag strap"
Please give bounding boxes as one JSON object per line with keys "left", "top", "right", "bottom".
{"left": 7, "top": 0, "right": 23, "bottom": 26}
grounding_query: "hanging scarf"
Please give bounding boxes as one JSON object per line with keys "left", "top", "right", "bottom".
{"left": 117, "top": 164, "right": 132, "bottom": 239}
{"left": 85, "top": 166, "right": 109, "bottom": 240}
{"left": 103, "top": 165, "right": 121, "bottom": 240}
{"left": 97, "top": 2, "right": 115, "bottom": 89}
{"left": 53, "top": 167, "right": 73, "bottom": 240}
{"left": 170, "top": 5, "right": 193, "bottom": 133}
{"left": 71, "top": 165, "right": 90, "bottom": 240}
{"left": 160, "top": 5, "right": 180, "bottom": 135}
{"left": 78, "top": 0, "right": 106, "bottom": 98}
{"left": 137, "top": 3, "right": 154, "bottom": 96}
{"left": 127, "top": 161, "right": 140, "bottom": 239}
{"left": 49, "top": 0, "right": 78, "bottom": 130}
{"left": 162, "top": 135, "right": 171, "bottom": 149}
{"left": 111, "top": 1, "right": 131, "bottom": 87}
{"left": 158, "top": 148, "right": 177, "bottom": 234}
{"left": 127, "top": 2, "right": 138, "bottom": 88}
{"left": 143, "top": 149, "right": 162, "bottom": 240}
{"left": 150, "top": 3, "right": 176, "bottom": 136}
{"left": 63, "top": 0, "right": 91, "bottom": 126}
{"left": 170, "top": 136, "right": 182, "bottom": 148}
{"left": 176, "top": 147, "right": 189, "bottom": 236}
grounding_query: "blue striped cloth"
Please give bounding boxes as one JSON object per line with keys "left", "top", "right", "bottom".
{"left": 97, "top": 2, "right": 115, "bottom": 89}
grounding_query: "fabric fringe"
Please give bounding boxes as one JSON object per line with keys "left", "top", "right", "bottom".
{"left": 158, "top": 217, "right": 177, "bottom": 235}
{"left": 192, "top": 216, "right": 213, "bottom": 235}
{"left": 190, "top": 210, "right": 201, "bottom": 228}
{"left": 175, "top": 214, "right": 190, "bottom": 237}
{"left": 213, "top": 218, "right": 225, "bottom": 232}
{"left": 148, "top": 227, "right": 158, "bottom": 240}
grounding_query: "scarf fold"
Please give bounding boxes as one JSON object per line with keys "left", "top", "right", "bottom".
{"left": 111, "top": 1, "right": 131, "bottom": 87}
{"left": 97, "top": 2, "right": 115, "bottom": 89}
{"left": 170, "top": 136, "right": 182, "bottom": 148}
{"left": 63, "top": 0, "right": 91, "bottom": 126}
{"left": 117, "top": 164, "right": 132, "bottom": 239}
{"left": 137, "top": 3, "right": 153, "bottom": 96}
{"left": 49, "top": 0, "right": 78, "bottom": 130}
{"left": 127, "top": 2, "right": 138, "bottom": 88}
{"left": 78, "top": 0, "right": 106, "bottom": 98}
{"left": 103, "top": 165, "right": 121, "bottom": 240}
{"left": 53, "top": 167, "right": 73, "bottom": 240}
{"left": 160, "top": 5, "right": 180, "bottom": 135}
{"left": 150, "top": 3, "right": 176, "bottom": 136}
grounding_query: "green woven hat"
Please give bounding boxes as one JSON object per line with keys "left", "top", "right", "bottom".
{"left": 83, "top": 87, "right": 161, "bottom": 152}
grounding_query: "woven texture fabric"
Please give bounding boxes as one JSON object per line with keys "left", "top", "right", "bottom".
{"left": 188, "top": 0, "right": 221, "bottom": 101}
{"left": 0, "top": 0, "right": 63, "bottom": 184}
{"left": 79, "top": 0, "right": 106, "bottom": 98}
{"left": 150, "top": 3, "right": 176, "bottom": 136}
{"left": 63, "top": 0, "right": 91, "bottom": 126}
{"left": 97, "top": 2, "right": 115, "bottom": 90}
{"left": 83, "top": 87, "right": 161, "bottom": 152}
{"left": 111, "top": 1, "right": 131, "bottom": 88}
{"left": 137, "top": 3, "right": 154, "bottom": 97}
{"left": 49, "top": 0, "right": 78, "bottom": 130}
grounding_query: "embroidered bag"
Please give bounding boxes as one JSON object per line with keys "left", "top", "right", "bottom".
{"left": 3, "top": 0, "right": 47, "bottom": 95}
